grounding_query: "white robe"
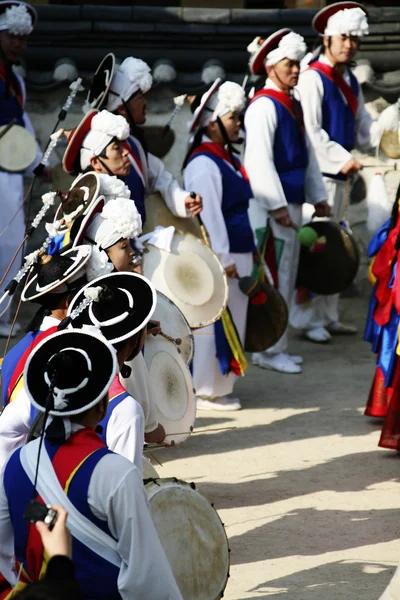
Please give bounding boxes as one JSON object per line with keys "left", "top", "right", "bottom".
{"left": 184, "top": 143, "right": 252, "bottom": 399}
{"left": 244, "top": 79, "right": 326, "bottom": 351}
{"left": 0, "top": 75, "right": 41, "bottom": 326}
{"left": 0, "top": 423, "right": 183, "bottom": 600}
{"left": 291, "top": 54, "right": 382, "bottom": 330}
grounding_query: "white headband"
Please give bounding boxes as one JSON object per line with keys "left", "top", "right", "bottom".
{"left": 80, "top": 110, "right": 130, "bottom": 171}
{"left": 193, "top": 81, "right": 246, "bottom": 131}
{"left": 324, "top": 7, "right": 369, "bottom": 37}
{"left": 266, "top": 32, "right": 307, "bottom": 67}
{"left": 0, "top": 4, "right": 33, "bottom": 35}
{"left": 106, "top": 57, "right": 153, "bottom": 113}
{"left": 86, "top": 197, "right": 142, "bottom": 250}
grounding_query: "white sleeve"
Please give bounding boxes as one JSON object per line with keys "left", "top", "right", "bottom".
{"left": 304, "top": 133, "right": 328, "bottom": 205}
{"left": 244, "top": 97, "right": 288, "bottom": 212}
{"left": 184, "top": 155, "right": 234, "bottom": 268}
{"left": 147, "top": 152, "right": 189, "bottom": 218}
{"left": 297, "top": 69, "right": 352, "bottom": 176}
{"left": 355, "top": 86, "right": 382, "bottom": 152}
{"left": 0, "top": 463, "right": 17, "bottom": 587}
{"left": 22, "top": 111, "right": 42, "bottom": 177}
{"left": 105, "top": 397, "right": 144, "bottom": 476}
{"left": 89, "top": 455, "right": 183, "bottom": 600}
{"left": 0, "top": 391, "right": 31, "bottom": 472}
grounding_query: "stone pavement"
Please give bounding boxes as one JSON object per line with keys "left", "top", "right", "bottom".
{"left": 154, "top": 297, "right": 400, "bottom": 600}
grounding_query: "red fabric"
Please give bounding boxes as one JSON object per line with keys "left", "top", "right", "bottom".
{"left": 365, "top": 366, "right": 393, "bottom": 418}
{"left": 262, "top": 224, "right": 279, "bottom": 289}
{"left": 250, "top": 88, "right": 305, "bottom": 131}
{"left": 0, "top": 62, "right": 23, "bottom": 108}
{"left": 190, "top": 141, "right": 248, "bottom": 181}
{"left": 372, "top": 215, "right": 400, "bottom": 327}
{"left": 7, "top": 327, "right": 59, "bottom": 404}
{"left": 108, "top": 375, "right": 125, "bottom": 399}
{"left": 124, "top": 141, "right": 143, "bottom": 174}
{"left": 251, "top": 291, "right": 268, "bottom": 306}
{"left": 379, "top": 362, "right": 400, "bottom": 449}
{"left": 308, "top": 62, "right": 358, "bottom": 118}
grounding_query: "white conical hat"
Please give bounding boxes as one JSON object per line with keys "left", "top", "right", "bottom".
{"left": 142, "top": 232, "right": 228, "bottom": 329}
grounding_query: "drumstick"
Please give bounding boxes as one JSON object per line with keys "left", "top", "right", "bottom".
{"left": 164, "top": 426, "right": 237, "bottom": 437}
{"left": 0, "top": 119, "right": 17, "bottom": 141}
{"left": 159, "top": 331, "right": 182, "bottom": 347}
{"left": 145, "top": 451, "right": 164, "bottom": 467}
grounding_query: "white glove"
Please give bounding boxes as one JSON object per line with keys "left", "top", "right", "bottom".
{"left": 378, "top": 102, "right": 400, "bottom": 133}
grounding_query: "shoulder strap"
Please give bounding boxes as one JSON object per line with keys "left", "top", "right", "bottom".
{"left": 308, "top": 62, "right": 358, "bottom": 117}
{"left": 20, "top": 439, "right": 122, "bottom": 568}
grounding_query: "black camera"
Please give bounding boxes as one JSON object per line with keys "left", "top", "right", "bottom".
{"left": 23, "top": 500, "right": 58, "bottom": 531}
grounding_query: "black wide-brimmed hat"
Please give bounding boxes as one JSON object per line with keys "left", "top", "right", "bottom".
{"left": 24, "top": 329, "right": 118, "bottom": 417}
{"left": 67, "top": 272, "right": 157, "bottom": 344}
{"left": 85, "top": 53, "right": 116, "bottom": 112}
{"left": 21, "top": 246, "right": 91, "bottom": 302}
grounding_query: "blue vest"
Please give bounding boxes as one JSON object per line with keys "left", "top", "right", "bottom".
{"left": 251, "top": 95, "right": 308, "bottom": 205}
{"left": 187, "top": 152, "right": 255, "bottom": 253}
{"left": 1, "top": 332, "right": 36, "bottom": 406}
{"left": 4, "top": 439, "right": 121, "bottom": 600}
{"left": 0, "top": 71, "right": 24, "bottom": 128}
{"left": 99, "top": 384, "right": 130, "bottom": 446}
{"left": 123, "top": 136, "right": 146, "bottom": 223}
{"left": 312, "top": 62, "right": 359, "bottom": 180}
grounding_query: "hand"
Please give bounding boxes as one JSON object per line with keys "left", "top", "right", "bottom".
{"left": 147, "top": 320, "right": 161, "bottom": 336}
{"left": 225, "top": 263, "right": 239, "bottom": 279}
{"left": 313, "top": 201, "right": 331, "bottom": 218}
{"left": 145, "top": 423, "right": 166, "bottom": 444}
{"left": 270, "top": 206, "right": 292, "bottom": 227}
{"left": 35, "top": 505, "right": 72, "bottom": 559}
{"left": 340, "top": 158, "right": 363, "bottom": 176}
{"left": 184, "top": 193, "right": 202, "bottom": 217}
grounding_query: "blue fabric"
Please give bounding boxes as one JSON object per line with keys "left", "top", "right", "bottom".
{"left": 311, "top": 62, "right": 359, "bottom": 181}
{"left": 99, "top": 389, "right": 130, "bottom": 446}
{"left": 214, "top": 318, "right": 231, "bottom": 376}
{"left": 377, "top": 305, "right": 399, "bottom": 387}
{"left": 123, "top": 137, "right": 146, "bottom": 223}
{"left": 0, "top": 75, "right": 24, "bottom": 127}
{"left": 187, "top": 152, "right": 255, "bottom": 252}
{"left": 1, "top": 332, "right": 37, "bottom": 406}
{"left": 368, "top": 219, "right": 391, "bottom": 258}
{"left": 250, "top": 95, "right": 308, "bottom": 204}
{"left": 3, "top": 440, "right": 120, "bottom": 600}
{"left": 47, "top": 233, "right": 67, "bottom": 256}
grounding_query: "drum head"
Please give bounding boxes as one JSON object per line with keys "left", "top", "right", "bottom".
{"left": 142, "top": 232, "right": 229, "bottom": 329}
{"left": 154, "top": 292, "right": 194, "bottom": 365}
{"left": 144, "top": 337, "right": 195, "bottom": 444}
{"left": 146, "top": 478, "right": 230, "bottom": 600}
{"left": 297, "top": 221, "right": 360, "bottom": 295}
{"left": 142, "top": 456, "right": 159, "bottom": 480}
{"left": 143, "top": 192, "right": 202, "bottom": 238}
{"left": 245, "top": 281, "right": 288, "bottom": 352}
{"left": 0, "top": 124, "right": 37, "bottom": 173}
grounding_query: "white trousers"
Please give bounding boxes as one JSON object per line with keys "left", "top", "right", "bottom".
{"left": 193, "top": 252, "right": 252, "bottom": 400}
{"left": 290, "top": 178, "right": 346, "bottom": 330}
{"left": 0, "top": 173, "right": 24, "bottom": 325}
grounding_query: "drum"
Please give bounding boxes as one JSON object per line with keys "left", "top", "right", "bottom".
{"left": 154, "top": 291, "right": 194, "bottom": 365}
{"left": 142, "top": 455, "right": 159, "bottom": 480}
{"left": 297, "top": 220, "right": 360, "bottom": 295}
{"left": 142, "top": 231, "right": 229, "bottom": 329}
{"left": 0, "top": 123, "right": 37, "bottom": 173}
{"left": 143, "top": 336, "right": 195, "bottom": 445}
{"left": 143, "top": 192, "right": 202, "bottom": 239}
{"left": 145, "top": 478, "right": 230, "bottom": 600}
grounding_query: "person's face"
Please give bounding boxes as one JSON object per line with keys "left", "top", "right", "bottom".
{"left": 268, "top": 58, "right": 301, "bottom": 90}
{"left": 218, "top": 111, "right": 242, "bottom": 143}
{"left": 324, "top": 35, "right": 360, "bottom": 64}
{"left": 106, "top": 238, "right": 135, "bottom": 272}
{"left": 120, "top": 91, "right": 147, "bottom": 125}
{"left": 0, "top": 31, "right": 28, "bottom": 63}
{"left": 91, "top": 140, "right": 130, "bottom": 176}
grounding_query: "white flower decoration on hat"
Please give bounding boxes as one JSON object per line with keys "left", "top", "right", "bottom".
{"left": 193, "top": 81, "right": 246, "bottom": 131}
{"left": 266, "top": 32, "right": 307, "bottom": 67}
{"left": 80, "top": 110, "right": 130, "bottom": 171}
{"left": 98, "top": 174, "right": 131, "bottom": 201}
{"left": 324, "top": 7, "right": 369, "bottom": 38}
{"left": 85, "top": 197, "right": 142, "bottom": 251}
{"left": 85, "top": 245, "right": 114, "bottom": 282}
{"left": 1, "top": 4, "right": 33, "bottom": 35}
{"left": 106, "top": 57, "right": 153, "bottom": 112}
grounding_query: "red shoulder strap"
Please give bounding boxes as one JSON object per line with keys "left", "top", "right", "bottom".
{"left": 190, "top": 141, "right": 248, "bottom": 181}
{"left": 250, "top": 88, "right": 305, "bottom": 131}
{"left": 308, "top": 62, "right": 358, "bottom": 118}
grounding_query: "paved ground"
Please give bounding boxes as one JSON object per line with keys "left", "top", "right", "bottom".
{"left": 153, "top": 297, "right": 400, "bottom": 600}
{"left": 2, "top": 296, "right": 399, "bottom": 600}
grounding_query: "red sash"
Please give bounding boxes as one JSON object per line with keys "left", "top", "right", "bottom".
{"left": 308, "top": 62, "right": 358, "bottom": 118}
{"left": 191, "top": 141, "right": 248, "bottom": 181}
{"left": 372, "top": 215, "right": 400, "bottom": 326}
{"left": 251, "top": 88, "right": 305, "bottom": 132}
{"left": 7, "top": 327, "right": 58, "bottom": 404}
{"left": 0, "top": 62, "right": 23, "bottom": 109}
{"left": 124, "top": 140, "right": 144, "bottom": 174}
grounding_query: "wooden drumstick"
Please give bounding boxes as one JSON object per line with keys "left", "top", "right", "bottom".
{"left": 0, "top": 119, "right": 17, "bottom": 141}
{"left": 164, "top": 426, "right": 237, "bottom": 437}
{"left": 190, "top": 192, "right": 210, "bottom": 247}
{"left": 159, "top": 331, "right": 182, "bottom": 346}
